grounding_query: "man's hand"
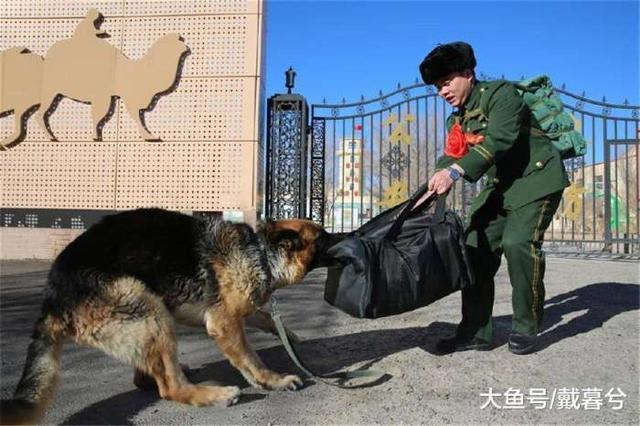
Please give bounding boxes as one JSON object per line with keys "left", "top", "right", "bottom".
{"left": 412, "top": 165, "right": 465, "bottom": 211}
{"left": 412, "top": 171, "right": 451, "bottom": 211}
{"left": 429, "top": 168, "right": 455, "bottom": 194}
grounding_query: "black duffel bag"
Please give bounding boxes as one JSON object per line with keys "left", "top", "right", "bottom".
{"left": 324, "top": 185, "right": 475, "bottom": 319}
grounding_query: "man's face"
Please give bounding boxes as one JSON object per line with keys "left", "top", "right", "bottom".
{"left": 435, "top": 70, "right": 474, "bottom": 108}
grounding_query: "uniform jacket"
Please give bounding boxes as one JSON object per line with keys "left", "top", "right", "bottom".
{"left": 436, "top": 79, "right": 570, "bottom": 212}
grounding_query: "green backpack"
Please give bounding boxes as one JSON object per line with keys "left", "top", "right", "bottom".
{"left": 475, "top": 75, "right": 587, "bottom": 159}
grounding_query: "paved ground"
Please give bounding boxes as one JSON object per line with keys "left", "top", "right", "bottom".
{"left": 1, "top": 257, "right": 638, "bottom": 425}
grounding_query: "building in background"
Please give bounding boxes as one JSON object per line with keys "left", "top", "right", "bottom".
{"left": 331, "top": 138, "right": 379, "bottom": 232}
{"left": 0, "top": 0, "right": 265, "bottom": 259}
{"left": 548, "top": 145, "right": 638, "bottom": 246}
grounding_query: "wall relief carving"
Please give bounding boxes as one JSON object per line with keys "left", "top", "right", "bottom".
{"left": 0, "top": 9, "right": 189, "bottom": 149}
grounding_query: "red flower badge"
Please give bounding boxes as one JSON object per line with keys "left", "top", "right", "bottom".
{"left": 444, "top": 123, "right": 468, "bottom": 159}
{"left": 444, "top": 123, "right": 486, "bottom": 159}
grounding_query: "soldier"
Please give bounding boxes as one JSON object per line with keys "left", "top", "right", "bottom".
{"left": 416, "top": 42, "right": 570, "bottom": 355}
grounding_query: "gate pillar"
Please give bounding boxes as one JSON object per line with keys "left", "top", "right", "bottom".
{"left": 265, "top": 67, "right": 309, "bottom": 219}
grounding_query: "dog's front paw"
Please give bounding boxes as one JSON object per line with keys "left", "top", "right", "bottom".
{"left": 267, "top": 373, "right": 303, "bottom": 391}
{"left": 179, "top": 384, "right": 241, "bottom": 407}
{"left": 221, "top": 385, "right": 242, "bottom": 406}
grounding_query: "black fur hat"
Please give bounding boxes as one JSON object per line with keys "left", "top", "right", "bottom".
{"left": 419, "top": 42, "right": 476, "bottom": 85}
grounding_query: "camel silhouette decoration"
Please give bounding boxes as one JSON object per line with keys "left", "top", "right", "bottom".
{"left": 0, "top": 9, "right": 189, "bottom": 149}
{"left": 0, "top": 47, "right": 44, "bottom": 149}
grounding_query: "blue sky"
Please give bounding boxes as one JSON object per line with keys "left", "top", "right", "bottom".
{"left": 265, "top": 0, "right": 639, "bottom": 107}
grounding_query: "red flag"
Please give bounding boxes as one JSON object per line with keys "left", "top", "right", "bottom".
{"left": 355, "top": 124, "right": 363, "bottom": 131}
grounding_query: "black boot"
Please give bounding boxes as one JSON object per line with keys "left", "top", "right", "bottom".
{"left": 508, "top": 332, "right": 538, "bottom": 355}
{"left": 436, "top": 334, "right": 491, "bottom": 354}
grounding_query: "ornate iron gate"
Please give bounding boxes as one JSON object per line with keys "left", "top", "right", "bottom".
{"left": 309, "top": 82, "right": 468, "bottom": 232}
{"left": 266, "top": 76, "right": 640, "bottom": 257}
{"left": 546, "top": 88, "right": 639, "bottom": 256}
{"left": 265, "top": 84, "right": 309, "bottom": 220}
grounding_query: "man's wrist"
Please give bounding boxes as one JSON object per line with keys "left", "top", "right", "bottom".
{"left": 451, "top": 163, "right": 465, "bottom": 176}
{"left": 446, "top": 164, "right": 465, "bottom": 182}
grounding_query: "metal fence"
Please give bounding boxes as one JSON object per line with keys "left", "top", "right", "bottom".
{"left": 267, "top": 77, "right": 639, "bottom": 258}
{"left": 310, "top": 82, "right": 458, "bottom": 232}
{"left": 547, "top": 88, "right": 638, "bottom": 257}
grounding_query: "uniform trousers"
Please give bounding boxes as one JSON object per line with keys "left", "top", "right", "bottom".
{"left": 458, "top": 189, "right": 564, "bottom": 341}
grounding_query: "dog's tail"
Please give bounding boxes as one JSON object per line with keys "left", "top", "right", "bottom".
{"left": 0, "top": 316, "right": 63, "bottom": 425}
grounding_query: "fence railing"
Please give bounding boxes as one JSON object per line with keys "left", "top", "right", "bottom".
{"left": 307, "top": 79, "right": 639, "bottom": 258}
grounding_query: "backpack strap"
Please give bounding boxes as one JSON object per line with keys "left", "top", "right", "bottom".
{"left": 468, "top": 83, "right": 547, "bottom": 138}
{"left": 462, "top": 107, "right": 487, "bottom": 122}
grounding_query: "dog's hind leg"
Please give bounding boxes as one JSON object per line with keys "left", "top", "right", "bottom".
{"left": 0, "top": 312, "right": 65, "bottom": 425}
{"left": 206, "top": 307, "right": 303, "bottom": 391}
{"left": 75, "top": 277, "right": 240, "bottom": 407}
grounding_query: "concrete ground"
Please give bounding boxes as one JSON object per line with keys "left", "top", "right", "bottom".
{"left": 0, "top": 257, "right": 638, "bottom": 425}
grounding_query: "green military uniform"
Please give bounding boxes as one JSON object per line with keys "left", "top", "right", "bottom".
{"left": 436, "top": 79, "right": 570, "bottom": 341}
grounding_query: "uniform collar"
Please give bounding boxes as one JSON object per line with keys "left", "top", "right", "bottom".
{"left": 461, "top": 80, "right": 486, "bottom": 111}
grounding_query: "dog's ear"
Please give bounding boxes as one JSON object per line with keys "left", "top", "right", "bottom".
{"left": 269, "top": 228, "right": 303, "bottom": 252}
{"left": 277, "top": 237, "right": 294, "bottom": 251}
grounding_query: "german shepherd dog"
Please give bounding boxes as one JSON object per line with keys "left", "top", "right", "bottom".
{"left": 0, "top": 208, "right": 338, "bottom": 424}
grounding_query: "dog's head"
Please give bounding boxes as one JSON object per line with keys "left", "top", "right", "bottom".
{"left": 260, "top": 219, "right": 344, "bottom": 287}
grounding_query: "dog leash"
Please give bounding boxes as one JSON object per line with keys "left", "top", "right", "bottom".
{"left": 270, "top": 296, "right": 387, "bottom": 388}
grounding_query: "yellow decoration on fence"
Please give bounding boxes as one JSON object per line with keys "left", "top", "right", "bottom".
{"left": 562, "top": 183, "right": 586, "bottom": 221}
{"left": 571, "top": 113, "right": 582, "bottom": 132}
{"left": 379, "top": 179, "right": 408, "bottom": 209}
{"left": 383, "top": 113, "right": 415, "bottom": 146}
{"left": 382, "top": 114, "right": 398, "bottom": 127}
{"left": 389, "top": 125, "right": 412, "bottom": 145}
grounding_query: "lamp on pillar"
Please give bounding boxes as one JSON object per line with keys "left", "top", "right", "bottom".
{"left": 285, "top": 66, "right": 296, "bottom": 94}
{"left": 265, "top": 67, "right": 309, "bottom": 220}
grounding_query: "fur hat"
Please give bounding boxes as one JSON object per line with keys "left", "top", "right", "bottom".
{"left": 419, "top": 42, "right": 476, "bottom": 85}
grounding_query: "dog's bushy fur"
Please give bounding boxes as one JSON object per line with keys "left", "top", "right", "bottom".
{"left": 0, "top": 208, "right": 335, "bottom": 425}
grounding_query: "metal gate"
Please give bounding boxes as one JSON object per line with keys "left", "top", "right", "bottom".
{"left": 266, "top": 76, "right": 639, "bottom": 257}
{"left": 545, "top": 88, "right": 639, "bottom": 257}
{"left": 308, "top": 82, "right": 465, "bottom": 231}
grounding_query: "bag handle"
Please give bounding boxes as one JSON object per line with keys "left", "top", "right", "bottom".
{"left": 384, "top": 183, "right": 439, "bottom": 241}
{"left": 434, "top": 194, "right": 447, "bottom": 222}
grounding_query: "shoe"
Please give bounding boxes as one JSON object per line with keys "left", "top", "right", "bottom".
{"left": 436, "top": 335, "right": 491, "bottom": 354}
{"left": 508, "top": 332, "right": 538, "bottom": 355}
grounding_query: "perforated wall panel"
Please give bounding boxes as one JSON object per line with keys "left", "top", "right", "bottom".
{"left": 115, "top": 78, "right": 256, "bottom": 142}
{"left": 115, "top": 141, "right": 254, "bottom": 210}
{"left": 120, "top": 14, "right": 259, "bottom": 76}
{"left": 0, "top": 18, "right": 124, "bottom": 57}
{"left": 1, "top": 0, "right": 264, "bottom": 218}
{"left": 0, "top": 142, "right": 117, "bottom": 209}
{"left": 123, "top": 0, "right": 259, "bottom": 16}
{"left": 0, "top": 1, "right": 124, "bottom": 19}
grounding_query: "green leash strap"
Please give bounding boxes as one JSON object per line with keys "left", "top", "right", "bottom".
{"left": 270, "top": 297, "right": 387, "bottom": 389}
